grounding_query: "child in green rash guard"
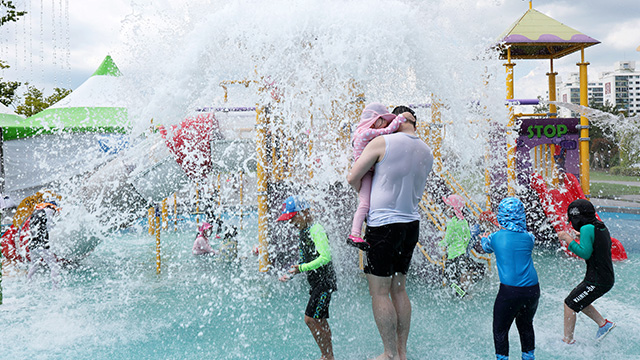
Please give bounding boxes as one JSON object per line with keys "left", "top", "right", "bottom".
{"left": 558, "top": 199, "right": 616, "bottom": 344}
{"left": 439, "top": 194, "right": 473, "bottom": 294}
{"left": 277, "top": 195, "right": 337, "bottom": 360}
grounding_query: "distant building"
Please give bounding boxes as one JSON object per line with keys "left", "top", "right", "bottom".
{"left": 555, "top": 61, "right": 640, "bottom": 117}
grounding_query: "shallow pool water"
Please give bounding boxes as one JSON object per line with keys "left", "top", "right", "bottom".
{"left": 2, "top": 213, "right": 639, "bottom": 359}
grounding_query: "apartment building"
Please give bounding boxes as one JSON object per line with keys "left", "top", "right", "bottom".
{"left": 556, "top": 60, "right": 640, "bottom": 117}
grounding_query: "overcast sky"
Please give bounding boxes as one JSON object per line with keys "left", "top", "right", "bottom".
{"left": 1, "top": 0, "right": 639, "bottom": 104}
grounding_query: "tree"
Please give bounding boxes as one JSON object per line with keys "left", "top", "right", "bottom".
{"left": 0, "top": 0, "right": 25, "bottom": 26}
{"left": 14, "top": 85, "right": 72, "bottom": 117}
{"left": 532, "top": 95, "right": 549, "bottom": 115}
{"left": 0, "top": 1, "right": 27, "bottom": 108}
{"left": 0, "top": 74, "right": 20, "bottom": 107}
{"left": 15, "top": 86, "right": 47, "bottom": 117}
{"left": 15, "top": 85, "right": 72, "bottom": 117}
{"left": 589, "top": 100, "right": 622, "bottom": 169}
{"left": 46, "top": 87, "right": 72, "bottom": 106}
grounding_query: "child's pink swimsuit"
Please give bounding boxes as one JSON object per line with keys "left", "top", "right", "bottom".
{"left": 192, "top": 234, "right": 215, "bottom": 255}
{"left": 350, "top": 116, "right": 406, "bottom": 237}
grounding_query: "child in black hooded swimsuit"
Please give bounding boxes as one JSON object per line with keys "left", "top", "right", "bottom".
{"left": 558, "top": 199, "right": 616, "bottom": 344}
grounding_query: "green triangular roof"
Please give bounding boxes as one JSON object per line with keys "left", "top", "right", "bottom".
{"left": 92, "top": 55, "right": 122, "bottom": 76}
{"left": 498, "top": 9, "right": 599, "bottom": 60}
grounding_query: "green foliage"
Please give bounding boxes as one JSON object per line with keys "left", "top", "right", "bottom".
{"left": 0, "top": 1, "right": 27, "bottom": 108}
{"left": 590, "top": 138, "right": 619, "bottom": 169}
{"left": 532, "top": 95, "right": 549, "bottom": 115}
{"left": 14, "top": 86, "right": 72, "bottom": 117}
{"left": 618, "top": 122, "right": 640, "bottom": 168}
{"left": 0, "top": 77, "right": 20, "bottom": 107}
{"left": 0, "top": 0, "right": 26, "bottom": 26}
{"left": 15, "top": 86, "right": 46, "bottom": 117}
{"left": 46, "top": 87, "right": 72, "bottom": 106}
{"left": 589, "top": 100, "right": 622, "bottom": 169}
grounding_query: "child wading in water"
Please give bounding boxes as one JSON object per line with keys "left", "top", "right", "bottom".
{"left": 346, "top": 102, "right": 410, "bottom": 250}
{"left": 558, "top": 199, "right": 616, "bottom": 344}
{"left": 278, "top": 195, "right": 337, "bottom": 360}
{"left": 481, "top": 197, "right": 539, "bottom": 360}
{"left": 192, "top": 222, "right": 218, "bottom": 255}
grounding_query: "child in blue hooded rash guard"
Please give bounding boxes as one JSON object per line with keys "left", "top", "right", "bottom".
{"left": 481, "top": 197, "right": 539, "bottom": 360}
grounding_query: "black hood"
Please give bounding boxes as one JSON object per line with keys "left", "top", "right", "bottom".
{"left": 567, "top": 199, "right": 601, "bottom": 231}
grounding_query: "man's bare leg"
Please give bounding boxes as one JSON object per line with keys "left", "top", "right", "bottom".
{"left": 563, "top": 303, "right": 577, "bottom": 343}
{"left": 304, "top": 316, "right": 334, "bottom": 360}
{"left": 581, "top": 304, "right": 606, "bottom": 327}
{"left": 368, "top": 274, "right": 398, "bottom": 360}
{"left": 390, "top": 273, "right": 410, "bottom": 360}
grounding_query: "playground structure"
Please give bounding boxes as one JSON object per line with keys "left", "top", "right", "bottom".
{"left": 1, "top": 2, "right": 629, "bottom": 288}
{"left": 494, "top": 1, "right": 627, "bottom": 260}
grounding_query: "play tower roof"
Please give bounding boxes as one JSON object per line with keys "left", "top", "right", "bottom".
{"left": 497, "top": 8, "right": 599, "bottom": 60}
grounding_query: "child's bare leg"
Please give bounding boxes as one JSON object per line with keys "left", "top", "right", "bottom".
{"left": 563, "top": 303, "right": 577, "bottom": 343}
{"left": 304, "top": 315, "right": 334, "bottom": 360}
{"left": 351, "top": 171, "right": 373, "bottom": 237}
{"left": 581, "top": 304, "right": 606, "bottom": 327}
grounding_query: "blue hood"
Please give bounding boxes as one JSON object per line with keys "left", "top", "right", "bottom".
{"left": 497, "top": 197, "right": 527, "bottom": 233}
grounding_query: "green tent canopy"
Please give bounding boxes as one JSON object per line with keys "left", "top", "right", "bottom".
{"left": 5, "top": 55, "right": 131, "bottom": 141}
{"left": 2, "top": 107, "right": 128, "bottom": 140}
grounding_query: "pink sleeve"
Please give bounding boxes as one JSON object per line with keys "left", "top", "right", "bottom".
{"left": 360, "top": 116, "right": 406, "bottom": 142}
{"left": 352, "top": 117, "right": 406, "bottom": 161}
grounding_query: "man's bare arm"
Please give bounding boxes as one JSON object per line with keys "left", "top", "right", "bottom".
{"left": 347, "top": 136, "right": 385, "bottom": 192}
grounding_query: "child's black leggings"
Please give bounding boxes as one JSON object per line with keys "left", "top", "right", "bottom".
{"left": 493, "top": 283, "right": 540, "bottom": 356}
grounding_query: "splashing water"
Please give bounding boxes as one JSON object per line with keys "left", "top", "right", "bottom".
{"left": 3, "top": 1, "right": 640, "bottom": 359}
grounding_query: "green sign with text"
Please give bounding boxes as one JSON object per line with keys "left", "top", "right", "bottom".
{"left": 526, "top": 124, "right": 568, "bottom": 139}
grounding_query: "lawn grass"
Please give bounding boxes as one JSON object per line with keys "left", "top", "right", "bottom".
{"left": 590, "top": 170, "right": 640, "bottom": 182}
{"left": 590, "top": 181, "right": 640, "bottom": 198}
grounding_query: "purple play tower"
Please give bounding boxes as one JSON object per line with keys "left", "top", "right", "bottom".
{"left": 516, "top": 117, "right": 581, "bottom": 185}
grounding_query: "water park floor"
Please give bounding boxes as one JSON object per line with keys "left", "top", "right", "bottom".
{"left": 2, "top": 211, "right": 640, "bottom": 360}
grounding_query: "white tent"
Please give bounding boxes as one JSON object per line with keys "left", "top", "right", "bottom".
{"left": 2, "top": 55, "right": 132, "bottom": 201}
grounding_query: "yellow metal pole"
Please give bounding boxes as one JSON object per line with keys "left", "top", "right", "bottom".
{"left": 544, "top": 144, "right": 549, "bottom": 178}
{"left": 547, "top": 59, "right": 558, "bottom": 118}
{"left": 161, "top": 198, "right": 168, "bottom": 230}
{"left": 548, "top": 59, "right": 561, "bottom": 187}
{"left": 256, "top": 106, "right": 271, "bottom": 272}
{"left": 484, "top": 152, "right": 491, "bottom": 209}
{"left": 221, "top": 83, "right": 228, "bottom": 103}
{"left": 148, "top": 207, "right": 154, "bottom": 235}
{"left": 578, "top": 48, "right": 591, "bottom": 196}
{"left": 217, "top": 174, "right": 222, "bottom": 206}
{"left": 505, "top": 48, "right": 516, "bottom": 196}
{"left": 155, "top": 209, "right": 161, "bottom": 275}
